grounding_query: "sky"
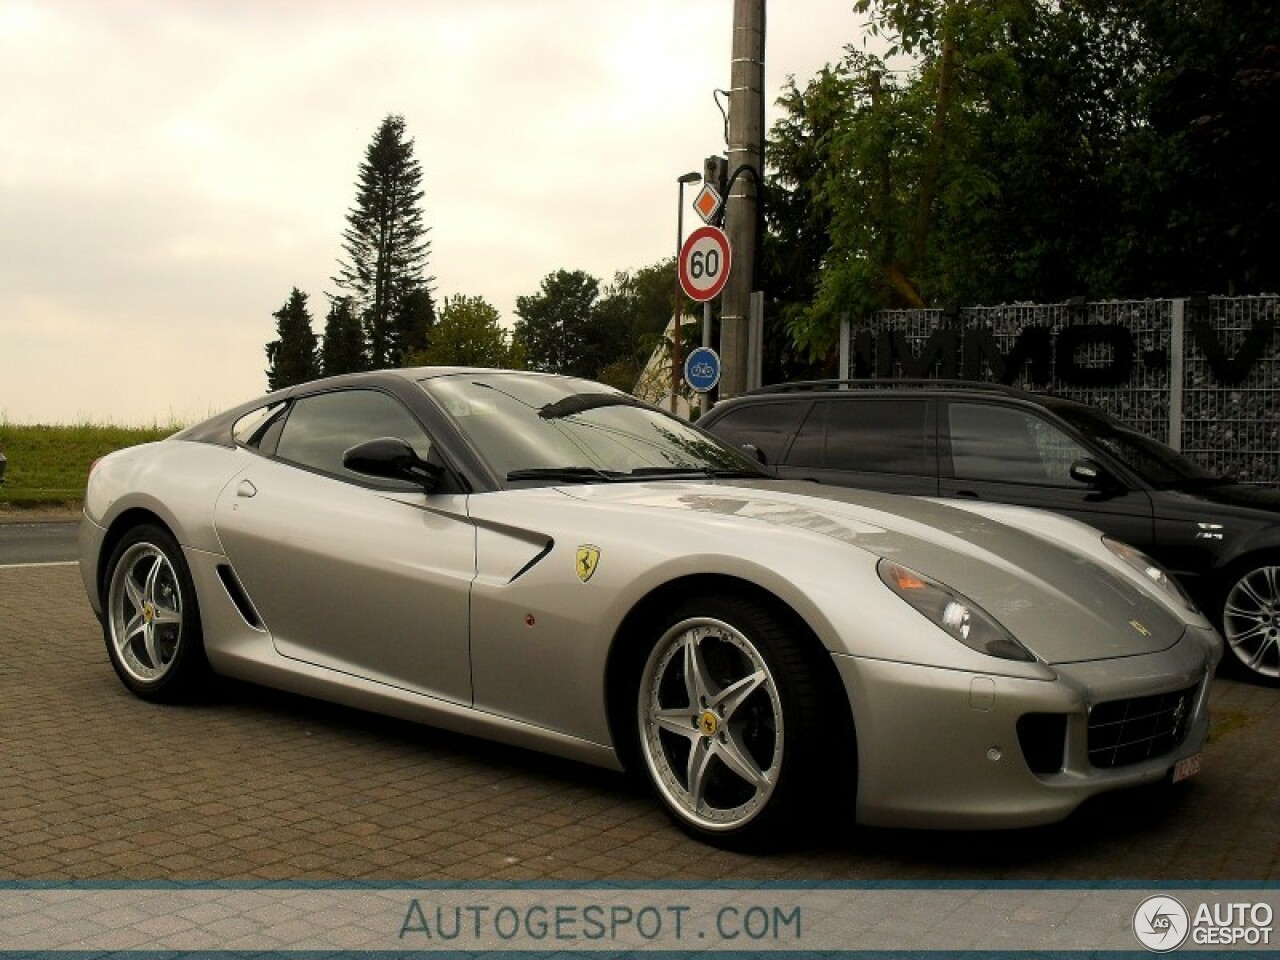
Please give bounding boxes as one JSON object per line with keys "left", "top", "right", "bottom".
{"left": 0, "top": 0, "right": 867, "bottom": 425}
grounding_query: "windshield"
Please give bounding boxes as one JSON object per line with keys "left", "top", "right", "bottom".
{"left": 420, "top": 373, "right": 765, "bottom": 484}
{"left": 1049, "top": 402, "right": 1221, "bottom": 487}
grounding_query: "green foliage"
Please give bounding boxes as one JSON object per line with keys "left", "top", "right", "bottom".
{"left": 0, "top": 420, "right": 176, "bottom": 506}
{"left": 264, "top": 287, "right": 318, "bottom": 391}
{"left": 769, "top": 0, "right": 1280, "bottom": 359}
{"left": 409, "top": 294, "right": 523, "bottom": 369}
{"left": 510, "top": 260, "right": 682, "bottom": 389}
{"left": 391, "top": 287, "right": 437, "bottom": 365}
{"left": 320, "top": 297, "right": 366, "bottom": 376}
{"left": 513, "top": 270, "right": 601, "bottom": 377}
{"left": 333, "top": 114, "right": 434, "bottom": 368}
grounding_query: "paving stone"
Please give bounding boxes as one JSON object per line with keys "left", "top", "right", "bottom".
{"left": 0, "top": 564, "right": 1276, "bottom": 882}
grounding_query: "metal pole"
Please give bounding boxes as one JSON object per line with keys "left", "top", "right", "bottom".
{"left": 718, "top": 0, "right": 765, "bottom": 398}
{"left": 672, "top": 172, "right": 700, "bottom": 413}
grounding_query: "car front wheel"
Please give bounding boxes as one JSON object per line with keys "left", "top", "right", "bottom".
{"left": 103, "top": 524, "right": 207, "bottom": 701}
{"left": 1221, "top": 562, "right": 1280, "bottom": 685}
{"left": 635, "top": 595, "right": 838, "bottom": 845}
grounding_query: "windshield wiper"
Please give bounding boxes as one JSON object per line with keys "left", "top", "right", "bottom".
{"left": 538, "top": 393, "right": 643, "bottom": 420}
{"left": 624, "top": 466, "right": 765, "bottom": 479}
{"left": 505, "top": 466, "right": 623, "bottom": 483}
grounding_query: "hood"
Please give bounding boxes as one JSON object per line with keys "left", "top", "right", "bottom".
{"left": 561, "top": 478, "right": 1183, "bottom": 665}
{"left": 1158, "top": 479, "right": 1280, "bottom": 517}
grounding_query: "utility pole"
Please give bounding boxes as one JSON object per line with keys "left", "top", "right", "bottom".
{"left": 718, "top": 0, "right": 765, "bottom": 399}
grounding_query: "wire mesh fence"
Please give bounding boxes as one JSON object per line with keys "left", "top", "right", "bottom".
{"left": 842, "top": 296, "right": 1280, "bottom": 484}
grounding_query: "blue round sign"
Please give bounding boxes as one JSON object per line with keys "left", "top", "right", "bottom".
{"left": 684, "top": 346, "right": 721, "bottom": 394}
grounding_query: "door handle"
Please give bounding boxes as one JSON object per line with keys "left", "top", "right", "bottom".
{"left": 953, "top": 489, "right": 980, "bottom": 499}
{"left": 236, "top": 480, "right": 258, "bottom": 499}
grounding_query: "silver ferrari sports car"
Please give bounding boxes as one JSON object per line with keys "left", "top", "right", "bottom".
{"left": 81, "top": 368, "right": 1221, "bottom": 844}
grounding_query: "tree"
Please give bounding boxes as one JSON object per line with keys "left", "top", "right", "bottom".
{"left": 512, "top": 270, "right": 600, "bottom": 376}
{"left": 332, "top": 114, "right": 434, "bottom": 368}
{"left": 408, "top": 294, "right": 523, "bottom": 369}
{"left": 769, "top": 0, "right": 1280, "bottom": 364}
{"left": 264, "top": 288, "right": 318, "bottom": 390}
{"left": 390, "top": 287, "right": 437, "bottom": 365}
{"left": 592, "top": 260, "right": 681, "bottom": 389}
{"left": 320, "top": 297, "right": 365, "bottom": 376}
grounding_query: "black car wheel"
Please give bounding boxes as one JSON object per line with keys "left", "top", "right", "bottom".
{"left": 103, "top": 524, "right": 208, "bottom": 701}
{"left": 1220, "top": 562, "right": 1280, "bottom": 686}
{"left": 633, "top": 594, "right": 842, "bottom": 845}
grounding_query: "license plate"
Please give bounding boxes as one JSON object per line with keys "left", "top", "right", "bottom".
{"left": 1172, "top": 753, "right": 1202, "bottom": 783}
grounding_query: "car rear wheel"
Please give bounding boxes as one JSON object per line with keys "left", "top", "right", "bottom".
{"left": 103, "top": 524, "right": 207, "bottom": 701}
{"left": 1221, "top": 563, "right": 1280, "bottom": 685}
{"left": 635, "top": 594, "right": 837, "bottom": 845}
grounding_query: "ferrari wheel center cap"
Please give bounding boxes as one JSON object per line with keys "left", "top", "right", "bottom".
{"left": 698, "top": 711, "right": 719, "bottom": 737}
{"left": 142, "top": 602, "right": 155, "bottom": 624}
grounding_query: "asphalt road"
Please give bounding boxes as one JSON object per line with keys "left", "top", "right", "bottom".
{"left": 0, "top": 520, "right": 78, "bottom": 565}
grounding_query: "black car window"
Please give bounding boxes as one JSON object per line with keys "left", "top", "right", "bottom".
{"left": 1047, "top": 402, "right": 1219, "bottom": 487}
{"left": 948, "top": 402, "right": 1088, "bottom": 486}
{"left": 704, "top": 401, "right": 807, "bottom": 464}
{"left": 786, "top": 398, "right": 931, "bottom": 475}
{"left": 275, "top": 390, "right": 432, "bottom": 483}
{"left": 232, "top": 402, "right": 288, "bottom": 451}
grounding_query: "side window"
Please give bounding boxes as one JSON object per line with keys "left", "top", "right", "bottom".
{"left": 232, "top": 402, "right": 288, "bottom": 452}
{"left": 784, "top": 399, "right": 931, "bottom": 476}
{"left": 948, "top": 403, "right": 1088, "bottom": 486}
{"left": 275, "top": 390, "right": 432, "bottom": 483}
{"left": 785, "top": 403, "right": 826, "bottom": 468}
{"left": 706, "top": 402, "right": 807, "bottom": 465}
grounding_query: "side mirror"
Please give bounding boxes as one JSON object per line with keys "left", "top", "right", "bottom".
{"left": 740, "top": 443, "right": 767, "bottom": 465}
{"left": 1070, "top": 457, "right": 1122, "bottom": 495}
{"left": 343, "top": 437, "right": 442, "bottom": 492}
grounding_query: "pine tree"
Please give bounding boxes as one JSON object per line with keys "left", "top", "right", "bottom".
{"left": 264, "top": 288, "right": 318, "bottom": 390}
{"left": 332, "top": 114, "right": 433, "bottom": 369}
{"left": 390, "top": 287, "right": 437, "bottom": 364}
{"left": 320, "top": 297, "right": 366, "bottom": 376}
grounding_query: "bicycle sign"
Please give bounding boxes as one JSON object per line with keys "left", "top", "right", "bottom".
{"left": 683, "top": 346, "right": 721, "bottom": 393}
{"left": 678, "top": 226, "right": 732, "bottom": 302}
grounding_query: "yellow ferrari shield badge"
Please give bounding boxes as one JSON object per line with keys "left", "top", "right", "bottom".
{"left": 576, "top": 545, "right": 601, "bottom": 583}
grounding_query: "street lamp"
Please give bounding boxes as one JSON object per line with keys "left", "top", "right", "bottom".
{"left": 672, "top": 171, "right": 702, "bottom": 414}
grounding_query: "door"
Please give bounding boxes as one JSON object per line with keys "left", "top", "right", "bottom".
{"left": 779, "top": 397, "right": 939, "bottom": 495}
{"left": 938, "top": 400, "right": 1155, "bottom": 549}
{"left": 213, "top": 388, "right": 475, "bottom": 704}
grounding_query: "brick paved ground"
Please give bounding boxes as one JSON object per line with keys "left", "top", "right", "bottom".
{"left": 2, "top": 564, "right": 1276, "bottom": 881}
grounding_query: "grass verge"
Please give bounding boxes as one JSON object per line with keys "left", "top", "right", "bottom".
{"left": 0, "top": 420, "right": 180, "bottom": 508}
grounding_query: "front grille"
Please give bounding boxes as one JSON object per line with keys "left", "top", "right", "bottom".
{"left": 1088, "top": 685, "right": 1198, "bottom": 769}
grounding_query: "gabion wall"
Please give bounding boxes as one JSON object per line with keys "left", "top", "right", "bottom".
{"left": 841, "top": 296, "right": 1280, "bottom": 484}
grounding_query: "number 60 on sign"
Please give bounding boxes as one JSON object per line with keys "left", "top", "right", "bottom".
{"left": 678, "top": 226, "right": 732, "bottom": 302}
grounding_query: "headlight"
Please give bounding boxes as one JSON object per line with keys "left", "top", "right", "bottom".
{"left": 877, "top": 559, "right": 1034, "bottom": 662}
{"left": 1102, "top": 536, "right": 1198, "bottom": 613}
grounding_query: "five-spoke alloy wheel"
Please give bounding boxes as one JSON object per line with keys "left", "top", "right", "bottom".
{"left": 1222, "top": 563, "right": 1280, "bottom": 685}
{"left": 635, "top": 595, "right": 833, "bottom": 843}
{"left": 104, "top": 525, "right": 206, "bottom": 700}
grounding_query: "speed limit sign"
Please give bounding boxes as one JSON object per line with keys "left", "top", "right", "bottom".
{"left": 678, "top": 226, "right": 732, "bottom": 302}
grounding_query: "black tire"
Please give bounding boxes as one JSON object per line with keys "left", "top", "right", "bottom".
{"left": 1217, "top": 560, "right": 1280, "bottom": 686}
{"left": 102, "top": 524, "right": 208, "bottom": 701}
{"left": 632, "top": 593, "right": 844, "bottom": 846}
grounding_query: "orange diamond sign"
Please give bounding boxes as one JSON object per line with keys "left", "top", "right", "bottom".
{"left": 692, "top": 184, "right": 722, "bottom": 224}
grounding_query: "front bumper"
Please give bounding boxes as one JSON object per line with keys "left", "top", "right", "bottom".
{"left": 836, "top": 626, "right": 1220, "bottom": 829}
{"left": 78, "top": 514, "right": 108, "bottom": 620}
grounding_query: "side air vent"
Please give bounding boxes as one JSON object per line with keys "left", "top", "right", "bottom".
{"left": 216, "top": 565, "right": 265, "bottom": 630}
{"left": 1017, "top": 713, "right": 1069, "bottom": 775}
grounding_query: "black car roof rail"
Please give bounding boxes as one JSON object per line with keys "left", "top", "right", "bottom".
{"left": 741, "top": 378, "right": 1030, "bottom": 397}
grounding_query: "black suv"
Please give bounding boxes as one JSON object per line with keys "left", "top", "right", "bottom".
{"left": 700, "top": 380, "right": 1280, "bottom": 685}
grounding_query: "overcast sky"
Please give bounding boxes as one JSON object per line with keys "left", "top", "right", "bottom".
{"left": 1, "top": 0, "right": 865, "bottom": 425}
